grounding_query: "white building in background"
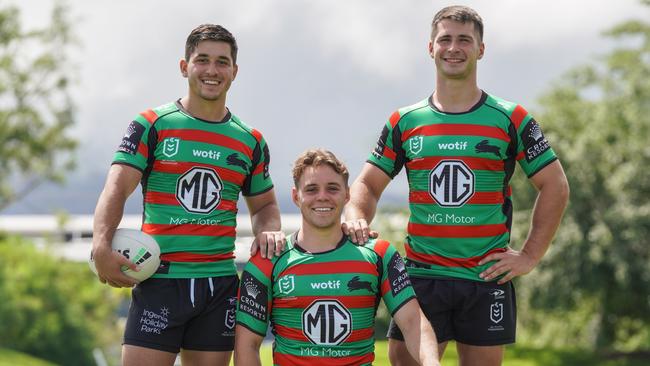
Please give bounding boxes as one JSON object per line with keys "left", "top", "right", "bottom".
{"left": 0, "top": 214, "right": 302, "bottom": 264}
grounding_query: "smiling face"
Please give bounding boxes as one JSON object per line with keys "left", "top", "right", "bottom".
{"left": 180, "top": 40, "right": 238, "bottom": 102}
{"left": 292, "top": 165, "right": 350, "bottom": 231}
{"left": 429, "top": 19, "right": 484, "bottom": 81}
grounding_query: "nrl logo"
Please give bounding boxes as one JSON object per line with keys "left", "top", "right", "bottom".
{"left": 408, "top": 136, "right": 423, "bottom": 155}
{"left": 278, "top": 275, "right": 295, "bottom": 295}
{"left": 163, "top": 137, "right": 180, "bottom": 158}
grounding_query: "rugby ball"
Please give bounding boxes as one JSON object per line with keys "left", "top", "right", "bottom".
{"left": 89, "top": 228, "right": 161, "bottom": 281}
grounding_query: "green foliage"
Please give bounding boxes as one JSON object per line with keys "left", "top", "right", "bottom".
{"left": 0, "top": 0, "right": 77, "bottom": 211}
{"left": 511, "top": 2, "right": 650, "bottom": 351}
{"left": 0, "top": 237, "right": 125, "bottom": 365}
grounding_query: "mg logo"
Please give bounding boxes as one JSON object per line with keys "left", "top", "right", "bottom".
{"left": 429, "top": 160, "right": 474, "bottom": 207}
{"left": 176, "top": 167, "right": 223, "bottom": 214}
{"left": 302, "top": 300, "right": 351, "bottom": 346}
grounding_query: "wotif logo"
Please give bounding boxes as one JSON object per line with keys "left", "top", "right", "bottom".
{"left": 438, "top": 141, "right": 468, "bottom": 150}
{"left": 310, "top": 280, "right": 341, "bottom": 290}
{"left": 192, "top": 149, "right": 221, "bottom": 160}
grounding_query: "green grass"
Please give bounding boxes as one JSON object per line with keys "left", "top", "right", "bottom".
{"left": 245, "top": 341, "right": 649, "bottom": 365}
{"left": 0, "top": 348, "right": 57, "bottom": 366}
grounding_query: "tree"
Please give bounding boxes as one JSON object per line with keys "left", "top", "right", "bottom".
{"left": 0, "top": 0, "right": 77, "bottom": 211}
{"left": 511, "top": 0, "right": 650, "bottom": 352}
{"left": 0, "top": 235, "right": 126, "bottom": 365}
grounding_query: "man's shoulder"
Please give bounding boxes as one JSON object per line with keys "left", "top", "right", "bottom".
{"left": 357, "top": 238, "right": 394, "bottom": 258}
{"left": 392, "top": 98, "right": 431, "bottom": 123}
{"left": 483, "top": 93, "right": 524, "bottom": 115}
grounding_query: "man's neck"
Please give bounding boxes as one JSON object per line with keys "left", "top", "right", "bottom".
{"left": 296, "top": 222, "right": 343, "bottom": 253}
{"left": 179, "top": 95, "right": 228, "bottom": 122}
{"left": 432, "top": 77, "right": 482, "bottom": 113}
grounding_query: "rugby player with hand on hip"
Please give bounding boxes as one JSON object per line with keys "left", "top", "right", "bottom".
{"left": 343, "top": 5, "right": 569, "bottom": 366}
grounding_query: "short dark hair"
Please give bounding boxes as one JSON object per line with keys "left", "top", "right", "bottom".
{"left": 431, "top": 5, "right": 484, "bottom": 42}
{"left": 292, "top": 149, "right": 349, "bottom": 188}
{"left": 185, "top": 24, "right": 238, "bottom": 63}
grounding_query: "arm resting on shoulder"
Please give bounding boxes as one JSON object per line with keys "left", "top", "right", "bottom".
{"left": 245, "top": 189, "right": 283, "bottom": 258}
{"left": 343, "top": 163, "right": 391, "bottom": 243}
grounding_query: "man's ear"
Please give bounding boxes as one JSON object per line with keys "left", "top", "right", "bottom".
{"left": 291, "top": 187, "right": 299, "bottom": 207}
{"left": 180, "top": 59, "right": 188, "bottom": 77}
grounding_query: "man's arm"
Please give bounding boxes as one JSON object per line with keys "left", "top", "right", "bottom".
{"left": 244, "top": 189, "right": 284, "bottom": 259}
{"left": 393, "top": 299, "right": 440, "bottom": 366}
{"left": 92, "top": 164, "right": 142, "bottom": 288}
{"left": 480, "top": 160, "right": 570, "bottom": 283}
{"left": 343, "top": 163, "right": 391, "bottom": 243}
{"left": 234, "top": 325, "right": 264, "bottom": 366}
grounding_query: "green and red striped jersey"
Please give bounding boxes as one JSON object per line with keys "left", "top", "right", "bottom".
{"left": 367, "top": 92, "right": 557, "bottom": 281}
{"left": 113, "top": 100, "right": 273, "bottom": 278}
{"left": 236, "top": 234, "right": 416, "bottom": 366}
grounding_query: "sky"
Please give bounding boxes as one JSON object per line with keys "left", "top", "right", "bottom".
{"left": 6, "top": 0, "right": 648, "bottom": 214}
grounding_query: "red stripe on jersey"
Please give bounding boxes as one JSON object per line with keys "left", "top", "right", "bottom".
{"left": 274, "top": 353, "right": 374, "bottom": 366}
{"left": 409, "top": 190, "right": 504, "bottom": 205}
{"left": 251, "top": 128, "right": 263, "bottom": 143}
{"left": 383, "top": 146, "right": 396, "bottom": 161}
{"left": 252, "top": 163, "right": 265, "bottom": 175}
{"left": 388, "top": 111, "right": 401, "bottom": 128}
{"left": 406, "top": 156, "right": 504, "bottom": 171}
{"left": 157, "top": 129, "right": 253, "bottom": 158}
{"left": 381, "top": 278, "right": 390, "bottom": 295}
{"left": 142, "top": 223, "right": 236, "bottom": 237}
{"left": 510, "top": 105, "right": 528, "bottom": 130}
{"left": 274, "top": 324, "right": 374, "bottom": 343}
{"left": 516, "top": 152, "right": 525, "bottom": 161}
{"left": 160, "top": 252, "right": 234, "bottom": 262}
{"left": 250, "top": 252, "right": 274, "bottom": 278}
{"left": 373, "top": 240, "right": 390, "bottom": 258}
{"left": 408, "top": 222, "right": 508, "bottom": 238}
{"left": 137, "top": 142, "right": 149, "bottom": 159}
{"left": 406, "top": 244, "right": 507, "bottom": 268}
{"left": 144, "top": 191, "right": 237, "bottom": 211}
{"left": 140, "top": 109, "right": 158, "bottom": 124}
{"left": 402, "top": 124, "right": 511, "bottom": 142}
{"left": 274, "top": 295, "right": 376, "bottom": 309}
{"left": 277, "top": 261, "right": 378, "bottom": 278}
{"left": 152, "top": 161, "right": 246, "bottom": 185}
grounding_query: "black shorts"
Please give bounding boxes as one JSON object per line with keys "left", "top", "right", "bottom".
{"left": 388, "top": 277, "right": 516, "bottom": 346}
{"left": 123, "top": 276, "right": 239, "bottom": 353}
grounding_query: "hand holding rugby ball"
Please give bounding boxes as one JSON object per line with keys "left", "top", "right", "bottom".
{"left": 89, "top": 228, "right": 161, "bottom": 282}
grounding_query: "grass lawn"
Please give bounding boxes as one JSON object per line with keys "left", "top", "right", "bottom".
{"left": 246, "top": 341, "right": 649, "bottom": 365}
{"left": 0, "top": 348, "right": 56, "bottom": 366}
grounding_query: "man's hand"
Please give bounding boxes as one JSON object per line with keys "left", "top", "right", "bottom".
{"left": 250, "top": 231, "right": 286, "bottom": 259}
{"left": 92, "top": 245, "right": 139, "bottom": 288}
{"left": 478, "top": 248, "right": 537, "bottom": 284}
{"left": 341, "top": 219, "right": 378, "bottom": 245}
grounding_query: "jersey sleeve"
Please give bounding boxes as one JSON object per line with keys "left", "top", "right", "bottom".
{"left": 511, "top": 106, "right": 557, "bottom": 177}
{"left": 242, "top": 129, "right": 274, "bottom": 196}
{"left": 112, "top": 109, "right": 158, "bottom": 171}
{"left": 236, "top": 253, "right": 274, "bottom": 336}
{"left": 367, "top": 111, "right": 406, "bottom": 179}
{"left": 374, "top": 240, "right": 416, "bottom": 316}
